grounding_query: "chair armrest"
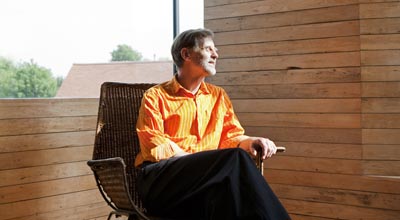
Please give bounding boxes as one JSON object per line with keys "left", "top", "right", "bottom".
{"left": 88, "top": 158, "right": 152, "bottom": 220}
{"left": 87, "top": 158, "right": 135, "bottom": 211}
{"left": 87, "top": 157, "right": 127, "bottom": 168}
{"left": 255, "top": 146, "right": 286, "bottom": 175}
{"left": 277, "top": 146, "right": 286, "bottom": 153}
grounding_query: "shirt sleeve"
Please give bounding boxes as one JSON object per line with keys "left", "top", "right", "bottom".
{"left": 218, "top": 89, "right": 249, "bottom": 149}
{"left": 136, "top": 90, "right": 185, "bottom": 162}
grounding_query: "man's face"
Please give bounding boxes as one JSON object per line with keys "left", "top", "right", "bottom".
{"left": 191, "top": 37, "right": 219, "bottom": 76}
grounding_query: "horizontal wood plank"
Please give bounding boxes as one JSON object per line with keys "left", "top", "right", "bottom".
{"left": 271, "top": 183, "right": 400, "bottom": 210}
{"left": 232, "top": 99, "right": 360, "bottom": 113}
{"left": 363, "top": 160, "right": 400, "bottom": 176}
{"left": 0, "top": 161, "right": 91, "bottom": 187}
{"left": 0, "top": 116, "right": 97, "bottom": 136}
{"left": 218, "top": 36, "right": 360, "bottom": 58}
{"left": 360, "top": 1, "right": 400, "bottom": 18}
{"left": 363, "top": 144, "right": 400, "bottom": 160}
{"left": 0, "top": 131, "right": 95, "bottom": 153}
{"left": 361, "top": 66, "right": 400, "bottom": 81}
{"left": 0, "top": 175, "right": 96, "bottom": 204}
{"left": 362, "top": 50, "right": 400, "bottom": 66}
{"left": 211, "top": 68, "right": 360, "bottom": 85}
{"left": 363, "top": 129, "right": 400, "bottom": 144}
{"left": 265, "top": 170, "right": 400, "bottom": 193}
{"left": 205, "top": 0, "right": 358, "bottom": 20}
{"left": 223, "top": 83, "right": 360, "bottom": 99}
{"left": 245, "top": 127, "right": 361, "bottom": 144}
{"left": 362, "top": 98, "right": 400, "bottom": 113}
{"left": 361, "top": 34, "right": 400, "bottom": 50}
{"left": 0, "top": 98, "right": 98, "bottom": 119}
{"left": 217, "top": 52, "right": 360, "bottom": 72}
{"left": 281, "top": 198, "right": 400, "bottom": 220}
{"left": 361, "top": 18, "right": 400, "bottom": 34}
{"left": 238, "top": 113, "right": 360, "bottom": 128}
{"left": 0, "top": 189, "right": 103, "bottom": 220}
{"left": 275, "top": 142, "right": 362, "bottom": 159}
{"left": 0, "top": 145, "right": 93, "bottom": 170}
{"left": 204, "top": 0, "right": 260, "bottom": 7}
{"left": 362, "top": 114, "right": 400, "bottom": 128}
{"left": 214, "top": 21, "right": 359, "bottom": 45}
{"left": 205, "top": 4, "right": 359, "bottom": 32}
{"left": 10, "top": 202, "right": 110, "bottom": 220}
{"left": 362, "top": 82, "right": 400, "bottom": 97}
{"left": 359, "top": 0, "right": 400, "bottom": 3}
{"left": 289, "top": 214, "right": 334, "bottom": 220}
{"left": 266, "top": 156, "right": 363, "bottom": 174}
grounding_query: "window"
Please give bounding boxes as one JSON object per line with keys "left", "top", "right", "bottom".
{"left": 0, "top": 0, "right": 203, "bottom": 98}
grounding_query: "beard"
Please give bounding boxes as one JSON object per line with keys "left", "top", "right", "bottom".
{"left": 200, "top": 60, "right": 217, "bottom": 76}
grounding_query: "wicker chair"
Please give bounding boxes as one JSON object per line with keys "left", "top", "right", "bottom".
{"left": 87, "top": 82, "right": 281, "bottom": 220}
{"left": 87, "top": 82, "right": 157, "bottom": 220}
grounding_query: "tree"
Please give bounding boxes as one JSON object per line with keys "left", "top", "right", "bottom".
{"left": 0, "top": 57, "right": 61, "bottom": 98}
{"left": 111, "top": 44, "right": 143, "bottom": 61}
{"left": 0, "top": 57, "right": 17, "bottom": 97}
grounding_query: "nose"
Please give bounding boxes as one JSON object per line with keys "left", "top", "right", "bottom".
{"left": 211, "top": 50, "right": 218, "bottom": 59}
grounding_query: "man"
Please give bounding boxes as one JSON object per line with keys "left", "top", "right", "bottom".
{"left": 136, "top": 28, "right": 290, "bottom": 220}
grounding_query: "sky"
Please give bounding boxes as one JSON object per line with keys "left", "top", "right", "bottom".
{"left": 0, "top": 0, "right": 203, "bottom": 77}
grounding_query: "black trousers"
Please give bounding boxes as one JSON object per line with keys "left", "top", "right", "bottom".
{"left": 138, "top": 148, "right": 290, "bottom": 220}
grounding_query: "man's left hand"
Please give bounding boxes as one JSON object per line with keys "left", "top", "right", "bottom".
{"left": 239, "top": 137, "right": 277, "bottom": 160}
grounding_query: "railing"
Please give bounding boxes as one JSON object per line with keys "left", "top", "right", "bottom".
{"left": 0, "top": 98, "right": 111, "bottom": 220}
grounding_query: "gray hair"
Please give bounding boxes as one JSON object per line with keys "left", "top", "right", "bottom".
{"left": 171, "top": 28, "right": 214, "bottom": 68}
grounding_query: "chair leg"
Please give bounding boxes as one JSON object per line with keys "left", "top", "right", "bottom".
{"left": 108, "top": 211, "right": 124, "bottom": 220}
{"left": 107, "top": 212, "right": 114, "bottom": 220}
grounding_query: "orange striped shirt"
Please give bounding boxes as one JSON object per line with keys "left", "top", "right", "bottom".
{"left": 135, "top": 76, "right": 248, "bottom": 167}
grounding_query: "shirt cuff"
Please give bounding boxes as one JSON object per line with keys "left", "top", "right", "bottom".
{"left": 219, "top": 135, "right": 250, "bottom": 149}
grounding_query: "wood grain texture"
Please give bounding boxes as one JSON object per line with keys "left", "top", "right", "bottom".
{"left": 362, "top": 66, "right": 400, "bottom": 82}
{"left": 211, "top": 68, "right": 360, "bottom": 85}
{"left": 205, "top": 0, "right": 358, "bottom": 20}
{"left": 206, "top": 4, "right": 359, "bottom": 32}
{"left": 217, "top": 52, "right": 360, "bottom": 72}
{"left": 0, "top": 98, "right": 102, "bottom": 220}
{"left": 271, "top": 183, "right": 400, "bottom": 210}
{"left": 214, "top": 21, "right": 359, "bottom": 45}
{"left": 204, "top": 0, "right": 400, "bottom": 218}
{"left": 232, "top": 98, "right": 361, "bottom": 113}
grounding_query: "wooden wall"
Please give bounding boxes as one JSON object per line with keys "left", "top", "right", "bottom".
{"left": 360, "top": 1, "right": 400, "bottom": 176}
{"left": 205, "top": 0, "right": 400, "bottom": 219}
{"left": 0, "top": 99, "right": 111, "bottom": 220}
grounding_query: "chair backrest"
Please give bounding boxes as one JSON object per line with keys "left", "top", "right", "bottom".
{"left": 92, "top": 82, "right": 156, "bottom": 207}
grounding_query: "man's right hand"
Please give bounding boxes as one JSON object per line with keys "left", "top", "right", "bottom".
{"left": 173, "top": 151, "right": 190, "bottom": 157}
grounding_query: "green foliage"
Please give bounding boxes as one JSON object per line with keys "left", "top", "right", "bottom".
{"left": 0, "top": 57, "right": 62, "bottom": 98}
{"left": 111, "top": 44, "right": 143, "bottom": 61}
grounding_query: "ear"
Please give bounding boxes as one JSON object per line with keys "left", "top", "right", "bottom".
{"left": 180, "top": 48, "right": 191, "bottom": 61}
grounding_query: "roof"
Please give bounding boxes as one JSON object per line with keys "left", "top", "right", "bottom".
{"left": 56, "top": 61, "right": 173, "bottom": 98}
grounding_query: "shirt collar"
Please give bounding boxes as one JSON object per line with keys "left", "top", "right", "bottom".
{"left": 165, "top": 75, "right": 210, "bottom": 96}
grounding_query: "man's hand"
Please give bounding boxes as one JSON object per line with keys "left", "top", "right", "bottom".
{"left": 238, "top": 137, "right": 277, "bottom": 160}
{"left": 173, "top": 151, "right": 190, "bottom": 157}
{"left": 169, "top": 140, "right": 190, "bottom": 158}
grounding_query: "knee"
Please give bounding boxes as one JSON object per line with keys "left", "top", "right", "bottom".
{"left": 222, "top": 148, "right": 252, "bottom": 161}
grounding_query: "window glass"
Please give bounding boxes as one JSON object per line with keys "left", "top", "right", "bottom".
{"left": 0, "top": 0, "right": 203, "bottom": 98}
